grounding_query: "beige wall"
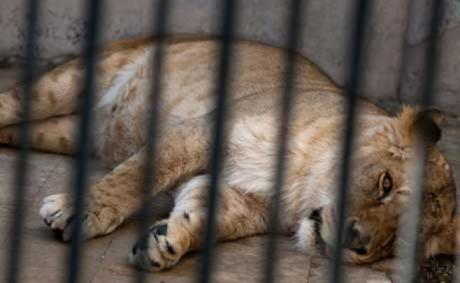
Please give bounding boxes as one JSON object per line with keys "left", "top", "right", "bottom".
{"left": 0, "top": 0, "right": 459, "bottom": 115}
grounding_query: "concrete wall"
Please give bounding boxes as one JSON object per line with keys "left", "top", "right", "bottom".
{"left": 0, "top": 0, "right": 459, "bottom": 115}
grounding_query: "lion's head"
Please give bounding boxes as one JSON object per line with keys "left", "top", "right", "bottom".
{"left": 317, "top": 107, "right": 457, "bottom": 265}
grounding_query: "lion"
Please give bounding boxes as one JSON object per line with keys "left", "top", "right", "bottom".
{"left": 0, "top": 37, "right": 457, "bottom": 274}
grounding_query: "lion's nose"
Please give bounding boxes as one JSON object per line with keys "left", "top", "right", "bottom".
{"left": 344, "top": 220, "right": 370, "bottom": 254}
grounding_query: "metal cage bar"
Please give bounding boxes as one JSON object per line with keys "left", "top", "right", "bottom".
{"left": 262, "top": 1, "right": 305, "bottom": 283}
{"left": 330, "top": 1, "right": 371, "bottom": 283}
{"left": 199, "top": 1, "right": 238, "bottom": 282}
{"left": 2, "top": 0, "right": 453, "bottom": 282}
{"left": 6, "top": 1, "right": 40, "bottom": 283}
{"left": 136, "top": 1, "right": 171, "bottom": 283}
{"left": 67, "top": 1, "right": 103, "bottom": 283}
{"left": 397, "top": 0, "right": 445, "bottom": 282}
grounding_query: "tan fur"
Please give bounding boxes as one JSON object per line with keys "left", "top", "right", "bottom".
{"left": 0, "top": 37, "right": 456, "bottom": 274}
{"left": 0, "top": 115, "right": 78, "bottom": 154}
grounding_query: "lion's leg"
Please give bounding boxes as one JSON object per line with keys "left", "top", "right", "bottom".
{"left": 0, "top": 115, "right": 78, "bottom": 154}
{"left": 0, "top": 46, "right": 148, "bottom": 128}
{"left": 39, "top": 117, "right": 211, "bottom": 241}
{"left": 0, "top": 60, "right": 86, "bottom": 128}
{"left": 129, "top": 175, "right": 269, "bottom": 271}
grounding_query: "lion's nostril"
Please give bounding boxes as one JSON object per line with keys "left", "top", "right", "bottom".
{"left": 360, "top": 232, "right": 371, "bottom": 246}
{"left": 344, "top": 220, "right": 359, "bottom": 245}
{"left": 344, "top": 220, "right": 370, "bottom": 255}
{"left": 131, "top": 244, "right": 139, "bottom": 255}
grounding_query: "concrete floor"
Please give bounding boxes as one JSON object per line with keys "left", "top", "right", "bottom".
{"left": 0, "top": 68, "right": 458, "bottom": 283}
{"left": 0, "top": 151, "right": 389, "bottom": 282}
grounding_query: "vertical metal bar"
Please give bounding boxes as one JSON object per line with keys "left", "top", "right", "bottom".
{"left": 135, "top": 0, "right": 170, "bottom": 282}
{"left": 396, "top": 0, "right": 416, "bottom": 103}
{"left": 330, "top": 1, "right": 370, "bottom": 283}
{"left": 199, "top": 0, "right": 238, "bottom": 282}
{"left": 418, "top": 0, "right": 444, "bottom": 109}
{"left": 67, "top": 1, "right": 103, "bottom": 283}
{"left": 5, "top": 0, "right": 40, "bottom": 283}
{"left": 397, "top": 1, "right": 445, "bottom": 282}
{"left": 262, "top": 1, "right": 305, "bottom": 283}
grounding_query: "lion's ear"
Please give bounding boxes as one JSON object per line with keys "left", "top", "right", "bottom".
{"left": 413, "top": 109, "right": 444, "bottom": 144}
{"left": 398, "top": 107, "right": 444, "bottom": 145}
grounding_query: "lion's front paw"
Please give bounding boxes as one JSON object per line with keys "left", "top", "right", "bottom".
{"left": 39, "top": 194, "right": 75, "bottom": 241}
{"left": 128, "top": 219, "right": 189, "bottom": 271}
{"left": 39, "top": 193, "right": 102, "bottom": 241}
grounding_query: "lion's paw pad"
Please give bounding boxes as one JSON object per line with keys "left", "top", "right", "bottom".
{"left": 129, "top": 222, "right": 185, "bottom": 271}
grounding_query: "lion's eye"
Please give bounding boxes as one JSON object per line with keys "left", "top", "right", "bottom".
{"left": 378, "top": 172, "right": 393, "bottom": 199}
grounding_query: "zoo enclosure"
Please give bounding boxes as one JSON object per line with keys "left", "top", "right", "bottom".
{"left": 2, "top": 0, "right": 450, "bottom": 283}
